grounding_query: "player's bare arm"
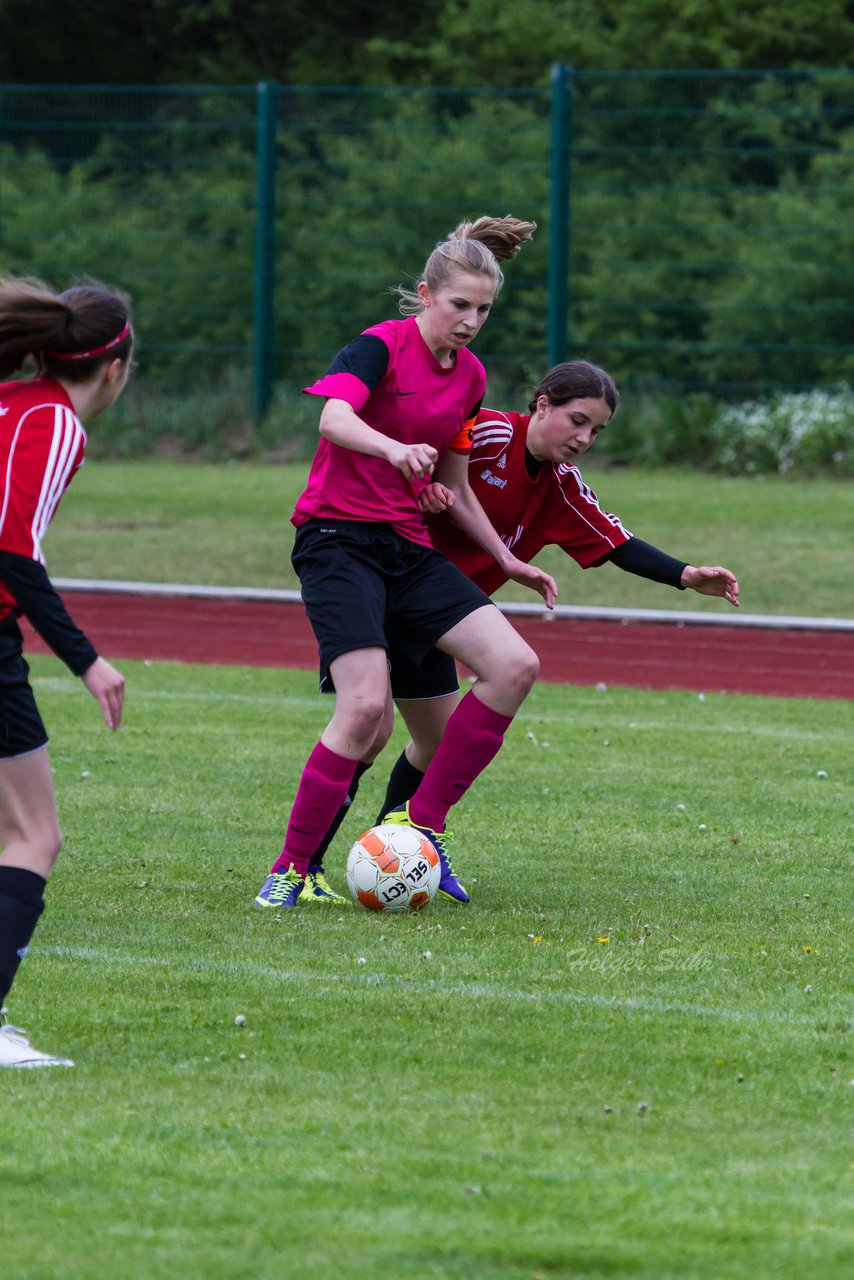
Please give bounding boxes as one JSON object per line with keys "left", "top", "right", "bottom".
{"left": 434, "top": 451, "right": 557, "bottom": 608}
{"left": 318, "top": 398, "right": 437, "bottom": 480}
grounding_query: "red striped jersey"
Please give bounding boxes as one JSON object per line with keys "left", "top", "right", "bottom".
{"left": 0, "top": 378, "right": 86, "bottom": 620}
{"left": 428, "top": 407, "right": 631, "bottom": 594}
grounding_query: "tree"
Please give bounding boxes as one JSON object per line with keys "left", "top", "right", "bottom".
{"left": 398, "top": 0, "right": 854, "bottom": 85}
{"left": 0, "top": 0, "right": 442, "bottom": 84}
{"left": 2, "top": 0, "right": 852, "bottom": 86}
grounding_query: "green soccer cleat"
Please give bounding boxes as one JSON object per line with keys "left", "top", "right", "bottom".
{"left": 254, "top": 867, "right": 305, "bottom": 910}
{"left": 300, "top": 868, "right": 349, "bottom": 904}
{"left": 382, "top": 802, "right": 470, "bottom": 904}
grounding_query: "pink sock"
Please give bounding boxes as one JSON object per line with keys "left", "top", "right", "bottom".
{"left": 409, "top": 691, "right": 514, "bottom": 832}
{"left": 272, "top": 741, "right": 357, "bottom": 877}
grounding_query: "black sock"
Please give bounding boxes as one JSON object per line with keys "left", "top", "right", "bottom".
{"left": 309, "top": 761, "right": 372, "bottom": 873}
{"left": 377, "top": 750, "right": 425, "bottom": 824}
{"left": 0, "top": 866, "right": 46, "bottom": 1007}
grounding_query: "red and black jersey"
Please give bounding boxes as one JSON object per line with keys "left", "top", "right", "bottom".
{"left": 0, "top": 378, "right": 96, "bottom": 673}
{"left": 428, "top": 407, "right": 632, "bottom": 595}
{"left": 0, "top": 378, "right": 86, "bottom": 571}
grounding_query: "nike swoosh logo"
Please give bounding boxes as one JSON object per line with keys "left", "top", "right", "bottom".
{"left": 395, "top": 389, "right": 418, "bottom": 397}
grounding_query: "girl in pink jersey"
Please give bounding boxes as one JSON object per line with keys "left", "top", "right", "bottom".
{"left": 254, "top": 216, "right": 556, "bottom": 910}
{"left": 307, "top": 360, "right": 740, "bottom": 900}
{"left": 0, "top": 276, "right": 131, "bottom": 1068}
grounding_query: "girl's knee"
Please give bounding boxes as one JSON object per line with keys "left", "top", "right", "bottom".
{"left": 50, "top": 821, "right": 63, "bottom": 858}
{"left": 0, "top": 819, "right": 62, "bottom": 876}
{"left": 37, "top": 817, "right": 62, "bottom": 869}
{"left": 365, "top": 707, "right": 395, "bottom": 763}
{"left": 340, "top": 698, "right": 389, "bottom": 750}
{"left": 42, "top": 824, "right": 63, "bottom": 872}
{"left": 476, "top": 644, "right": 538, "bottom": 715}
{"left": 509, "top": 645, "right": 539, "bottom": 695}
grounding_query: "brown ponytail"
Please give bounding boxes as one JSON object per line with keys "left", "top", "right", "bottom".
{"left": 0, "top": 276, "right": 133, "bottom": 381}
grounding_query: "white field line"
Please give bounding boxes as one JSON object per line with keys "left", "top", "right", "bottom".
{"left": 43, "top": 945, "right": 825, "bottom": 1030}
{"left": 53, "top": 577, "right": 854, "bottom": 633}
{"left": 33, "top": 676, "right": 325, "bottom": 709}
{"left": 30, "top": 676, "right": 851, "bottom": 739}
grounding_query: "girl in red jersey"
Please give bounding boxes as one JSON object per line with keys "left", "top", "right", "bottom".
{"left": 0, "top": 277, "right": 131, "bottom": 1068}
{"left": 254, "top": 216, "right": 556, "bottom": 910}
{"left": 308, "top": 361, "right": 740, "bottom": 902}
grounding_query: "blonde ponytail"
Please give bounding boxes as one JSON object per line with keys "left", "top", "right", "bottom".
{"left": 395, "top": 214, "right": 536, "bottom": 315}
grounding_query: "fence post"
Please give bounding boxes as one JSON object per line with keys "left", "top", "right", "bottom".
{"left": 548, "top": 62, "right": 573, "bottom": 368}
{"left": 253, "top": 80, "right": 278, "bottom": 429}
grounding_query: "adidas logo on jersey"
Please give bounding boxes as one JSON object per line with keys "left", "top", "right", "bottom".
{"left": 497, "top": 453, "right": 507, "bottom": 468}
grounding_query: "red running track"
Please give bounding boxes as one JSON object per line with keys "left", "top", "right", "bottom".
{"left": 20, "top": 591, "right": 854, "bottom": 700}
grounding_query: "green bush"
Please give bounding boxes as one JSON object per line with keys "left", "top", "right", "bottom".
{"left": 86, "top": 375, "right": 326, "bottom": 461}
{"left": 597, "top": 391, "right": 721, "bottom": 468}
{"left": 86, "top": 369, "right": 254, "bottom": 460}
{"left": 710, "top": 388, "right": 854, "bottom": 475}
{"left": 83, "top": 378, "right": 854, "bottom": 475}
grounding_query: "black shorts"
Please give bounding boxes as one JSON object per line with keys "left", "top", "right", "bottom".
{"left": 388, "top": 643, "right": 459, "bottom": 701}
{"left": 0, "top": 616, "right": 49, "bottom": 758}
{"left": 292, "top": 519, "right": 492, "bottom": 693}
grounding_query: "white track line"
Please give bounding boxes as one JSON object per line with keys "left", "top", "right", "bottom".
{"left": 53, "top": 577, "right": 854, "bottom": 633}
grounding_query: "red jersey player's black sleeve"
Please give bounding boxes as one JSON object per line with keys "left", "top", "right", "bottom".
{"left": 324, "top": 335, "right": 390, "bottom": 391}
{"left": 0, "top": 552, "right": 98, "bottom": 674}
{"left": 605, "top": 537, "right": 688, "bottom": 589}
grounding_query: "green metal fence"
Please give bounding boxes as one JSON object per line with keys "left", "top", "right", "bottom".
{"left": 0, "top": 71, "right": 852, "bottom": 427}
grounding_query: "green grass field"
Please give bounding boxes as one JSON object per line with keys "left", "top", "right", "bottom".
{"left": 3, "top": 658, "right": 851, "bottom": 1280}
{"left": 49, "top": 461, "right": 854, "bottom": 617}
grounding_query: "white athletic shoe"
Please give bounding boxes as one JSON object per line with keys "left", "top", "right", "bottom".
{"left": 0, "top": 1023, "right": 74, "bottom": 1069}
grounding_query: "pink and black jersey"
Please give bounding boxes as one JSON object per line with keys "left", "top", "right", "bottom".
{"left": 429, "top": 407, "right": 632, "bottom": 594}
{"left": 0, "top": 378, "right": 86, "bottom": 623}
{"left": 293, "top": 315, "right": 485, "bottom": 548}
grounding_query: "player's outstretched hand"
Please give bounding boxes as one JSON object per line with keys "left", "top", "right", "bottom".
{"left": 418, "top": 483, "right": 455, "bottom": 514}
{"left": 506, "top": 558, "right": 558, "bottom": 610}
{"left": 389, "top": 441, "right": 439, "bottom": 482}
{"left": 681, "top": 565, "right": 740, "bottom": 607}
{"left": 82, "top": 657, "right": 126, "bottom": 730}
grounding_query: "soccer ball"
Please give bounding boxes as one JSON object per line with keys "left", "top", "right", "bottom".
{"left": 346, "top": 824, "right": 441, "bottom": 913}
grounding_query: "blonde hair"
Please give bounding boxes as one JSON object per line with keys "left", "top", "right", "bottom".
{"left": 0, "top": 275, "right": 132, "bottom": 380}
{"left": 395, "top": 215, "right": 536, "bottom": 315}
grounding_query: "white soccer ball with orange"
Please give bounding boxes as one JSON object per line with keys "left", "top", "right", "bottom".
{"left": 346, "top": 824, "right": 441, "bottom": 913}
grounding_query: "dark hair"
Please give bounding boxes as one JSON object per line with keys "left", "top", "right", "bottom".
{"left": 0, "top": 276, "right": 133, "bottom": 381}
{"left": 395, "top": 215, "right": 536, "bottom": 315}
{"left": 528, "top": 361, "right": 620, "bottom": 416}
